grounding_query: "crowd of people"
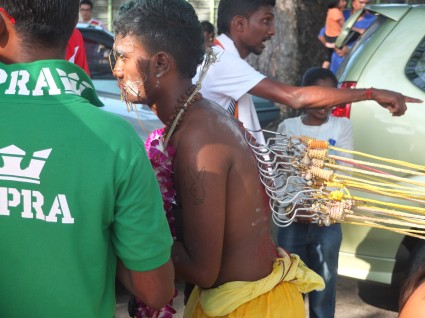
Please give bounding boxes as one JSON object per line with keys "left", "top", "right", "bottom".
{"left": 318, "top": 0, "right": 375, "bottom": 73}
{"left": 0, "top": 0, "right": 421, "bottom": 318}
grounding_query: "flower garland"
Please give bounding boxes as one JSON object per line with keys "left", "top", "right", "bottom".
{"left": 145, "top": 127, "right": 177, "bottom": 240}
{"left": 131, "top": 128, "right": 177, "bottom": 318}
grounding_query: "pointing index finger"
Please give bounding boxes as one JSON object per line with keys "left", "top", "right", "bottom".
{"left": 403, "top": 95, "right": 423, "bottom": 103}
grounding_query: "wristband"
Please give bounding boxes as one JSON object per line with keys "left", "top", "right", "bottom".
{"left": 365, "top": 87, "right": 373, "bottom": 100}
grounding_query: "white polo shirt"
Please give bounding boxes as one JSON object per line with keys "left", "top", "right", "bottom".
{"left": 277, "top": 115, "right": 353, "bottom": 158}
{"left": 193, "top": 34, "right": 267, "bottom": 144}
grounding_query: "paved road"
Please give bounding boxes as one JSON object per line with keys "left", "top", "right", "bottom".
{"left": 331, "top": 276, "right": 398, "bottom": 318}
{"left": 115, "top": 276, "right": 399, "bottom": 318}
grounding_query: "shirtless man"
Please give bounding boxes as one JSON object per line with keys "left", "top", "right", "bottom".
{"left": 111, "top": 0, "right": 419, "bottom": 317}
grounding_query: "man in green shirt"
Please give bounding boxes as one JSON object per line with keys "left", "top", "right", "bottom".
{"left": 0, "top": 1, "right": 174, "bottom": 317}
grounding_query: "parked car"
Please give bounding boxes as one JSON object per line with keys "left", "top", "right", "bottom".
{"left": 76, "top": 23, "right": 279, "bottom": 140}
{"left": 333, "top": 4, "right": 425, "bottom": 288}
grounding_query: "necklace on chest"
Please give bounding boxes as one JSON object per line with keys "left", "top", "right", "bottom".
{"left": 162, "top": 85, "right": 202, "bottom": 149}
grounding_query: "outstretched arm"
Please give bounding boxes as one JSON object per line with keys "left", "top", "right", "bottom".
{"left": 251, "top": 77, "right": 422, "bottom": 116}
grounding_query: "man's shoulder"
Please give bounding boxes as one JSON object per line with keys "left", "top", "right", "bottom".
{"left": 90, "top": 19, "right": 102, "bottom": 25}
{"left": 354, "top": 12, "right": 376, "bottom": 29}
{"left": 211, "top": 45, "right": 242, "bottom": 64}
{"left": 98, "top": 106, "right": 138, "bottom": 128}
{"left": 343, "top": 9, "right": 352, "bottom": 20}
{"left": 177, "top": 104, "right": 238, "bottom": 140}
{"left": 364, "top": 12, "right": 376, "bottom": 20}
{"left": 283, "top": 116, "right": 300, "bottom": 125}
{"left": 95, "top": 109, "right": 145, "bottom": 151}
{"left": 78, "top": 103, "right": 141, "bottom": 140}
{"left": 204, "top": 46, "right": 263, "bottom": 78}
{"left": 89, "top": 18, "right": 107, "bottom": 29}
{"left": 362, "top": 12, "right": 377, "bottom": 25}
{"left": 329, "top": 8, "right": 343, "bottom": 17}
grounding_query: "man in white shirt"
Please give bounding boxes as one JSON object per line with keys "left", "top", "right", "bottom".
{"left": 194, "top": 33, "right": 267, "bottom": 143}
{"left": 79, "top": 0, "right": 107, "bottom": 30}
{"left": 195, "top": 0, "right": 418, "bottom": 145}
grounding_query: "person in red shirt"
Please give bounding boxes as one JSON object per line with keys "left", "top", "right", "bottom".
{"left": 66, "top": 28, "right": 90, "bottom": 76}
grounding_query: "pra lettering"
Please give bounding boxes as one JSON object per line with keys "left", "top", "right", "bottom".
{"left": 0, "top": 68, "right": 61, "bottom": 96}
{"left": 0, "top": 187, "right": 74, "bottom": 224}
{"left": 0, "top": 67, "right": 91, "bottom": 96}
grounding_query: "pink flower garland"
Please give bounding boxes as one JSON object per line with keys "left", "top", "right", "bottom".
{"left": 132, "top": 128, "right": 177, "bottom": 318}
{"left": 145, "top": 128, "right": 177, "bottom": 240}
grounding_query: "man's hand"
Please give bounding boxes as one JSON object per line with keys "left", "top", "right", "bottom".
{"left": 371, "top": 88, "right": 423, "bottom": 117}
{"left": 117, "top": 259, "right": 175, "bottom": 310}
{"left": 334, "top": 46, "right": 349, "bottom": 57}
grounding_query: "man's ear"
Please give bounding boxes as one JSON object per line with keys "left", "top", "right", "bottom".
{"left": 231, "top": 15, "right": 246, "bottom": 33}
{"left": 0, "top": 15, "right": 6, "bottom": 38}
{"left": 153, "top": 52, "right": 171, "bottom": 78}
{"left": 0, "top": 15, "right": 9, "bottom": 51}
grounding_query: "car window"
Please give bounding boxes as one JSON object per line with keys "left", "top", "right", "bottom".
{"left": 405, "top": 36, "right": 425, "bottom": 92}
{"left": 85, "top": 39, "right": 113, "bottom": 79}
{"left": 336, "top": 15, "right": 387, "bottom": 78}
{"left": 79, "top": 28, "right": 115, "bottom": 80}
{"left": 336, "top": 15, "right": 383, "bottom": 77}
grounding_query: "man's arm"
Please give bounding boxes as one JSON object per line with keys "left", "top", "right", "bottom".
{"left": 171, "top": 129, "right": 229, "bottom": 288}
{"left": 317, "top": 27, "right": 327, "bottom": 46}
{"left": 334, "top": 46, "right": 349, "bottom": 57}
{"left": 112, "top": 144, "right": 175, "bottom": 309}
{"left": 117, "top": 259, "right": 175, "bottom": 310}
{"left": 250, "top": 78, "right": 422, "bottom": 116}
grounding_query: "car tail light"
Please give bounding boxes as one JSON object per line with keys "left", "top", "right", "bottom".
{"left": 332, "top": 81, "right": 357, "bottom": 118}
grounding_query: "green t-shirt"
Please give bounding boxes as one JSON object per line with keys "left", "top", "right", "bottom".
{"left": 0, "top": 60, "right": 173, "bottom": 317}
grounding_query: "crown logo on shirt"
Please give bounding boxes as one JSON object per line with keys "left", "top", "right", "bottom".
{"left": 0, "top": 145, "right": 52, "bottom": 184}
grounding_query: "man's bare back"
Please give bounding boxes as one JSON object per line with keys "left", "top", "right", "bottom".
{"left": 171, "top": 98, "right": 277, "bottom": 288}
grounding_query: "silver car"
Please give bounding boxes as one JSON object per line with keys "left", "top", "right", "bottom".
{"left": 333, "top": 4, "right": 425, "bottom": 288}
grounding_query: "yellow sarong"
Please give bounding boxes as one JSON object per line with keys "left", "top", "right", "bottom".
{"left": 184, "top": 248, "right": 324, "bottom": 318}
